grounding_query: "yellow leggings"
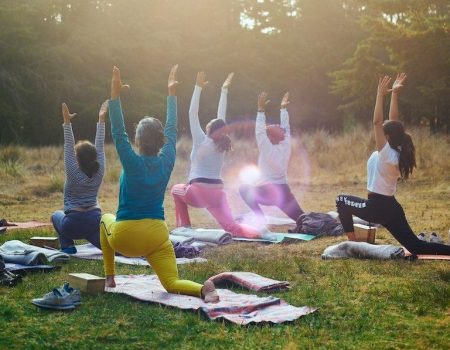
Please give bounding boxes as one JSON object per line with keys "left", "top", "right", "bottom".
{"left": 100, "top": 213, "right": 202, "bottom": 297}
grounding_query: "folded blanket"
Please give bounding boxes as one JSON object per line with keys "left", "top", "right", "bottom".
{"left": 0, "top": 240, "right": 69, "bottom": 263}
{"left": 107, "top": 275, "right": 317, "bottom": 325}
{"left": 171, "top": 227, "right": 232, "bottom": 245}
{"left": 208, "top": 272, "right": 290, "bottom": 292}
{"left": 73, "top": 243, "right": 207, "bottom": 265}
{"left": 322, "top": 241, "right": 404, "bottom": 260}
{"left": 169, "top": 234, "right": 195, "bottom": 245}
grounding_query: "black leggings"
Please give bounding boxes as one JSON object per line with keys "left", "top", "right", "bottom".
{"left": 336, "top": 193, "right": 450, "bottom": 256}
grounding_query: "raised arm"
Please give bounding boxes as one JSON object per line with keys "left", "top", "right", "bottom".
{"left": 388, "top": 73, "right": 407, "bottom": 121}
{"left": 189, "top": 71, "right": 208, "bottom": 144}
{"left": 62, "top": 103, "right": 79, "bottom": 179}
{"left": 95, "top": 100, "right": 108, "bottom": 174}
{"left": 108, "top": 66, "right": 140, "bottom": 172}
{"left": 373, "top": 75, "right": 391, "bottom": 151}
{"left": 280, "top": 92, "right": 291, "bottom": 136}
{"left": 217, "top": 72, "right": 234, "bottom": 121}
{"left": 159, "top": 65, "right": 179, "bottom": 170}
{"left": 256, "top": 92, "right": 270, "bottom": 145}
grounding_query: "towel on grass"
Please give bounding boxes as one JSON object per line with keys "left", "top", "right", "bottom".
{"left": 0, "top": 240, "right": 69, "bottom": 264}
{"left": 106, "top": 274, "right": 317, "bottom": 325}
{"left": 208, "top": 272, "right": 290, "bottom": 292}
{"left": 171, "top": 227, "right": 232, "bottom": 245}
{"left": 73, "top": 243, "right": 207, "bottom": 265}
{"left": 322, "top": 241, "right": 404, "bottom": 260}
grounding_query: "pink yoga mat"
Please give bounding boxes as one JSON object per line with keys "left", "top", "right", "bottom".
{"left": 403, "top": 248, "right": 450, "bottom": 260}
{"left": 107, "top": 275, "right": 317, "bottom": 325}
{"left": 1, "top": 221, "right": 52, "bottom": 230}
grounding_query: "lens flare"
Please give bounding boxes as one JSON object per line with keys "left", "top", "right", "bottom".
{"left": 239, "top": 165, "right": 261, "bottom": 184}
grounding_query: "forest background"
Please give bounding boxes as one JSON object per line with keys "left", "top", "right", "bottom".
{"left": 0, "top": 0, "right": 449, "bottom": 145}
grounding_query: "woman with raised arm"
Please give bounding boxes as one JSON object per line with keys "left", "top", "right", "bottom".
{"left": 100, "top": 66, "right": 219, "bottom": 302}
{"left": 171, "top": 72, "right": 261, "bottom": 238}
{"left": 239, "top": 92, "right": 304, "bottom": 222}
{"left": 51, "top": 101, "right": 107, "bottom": 254}
{"left": 336, "top": 73, "right": 450, "bottom": 256}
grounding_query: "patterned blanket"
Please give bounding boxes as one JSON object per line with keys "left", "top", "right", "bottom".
{"left": 107, "top": 274, "right": 317, "bottom": 325}
{"left": 208, "top": 272, "right": 290, "bottom": 292}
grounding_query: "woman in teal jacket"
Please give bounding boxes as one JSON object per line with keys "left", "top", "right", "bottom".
{"left": 100, "top": 65, "right": 218, "bottom": 303}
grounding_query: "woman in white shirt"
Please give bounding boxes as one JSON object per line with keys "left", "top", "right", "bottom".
{"left": 239, "top": 92, "right": 303, "bottom": 222}
{"left": 171, "top": 72, "right": 261, "bottom": 238}
{"left": 336, "top": 73, "right": 450, "bottom": 256}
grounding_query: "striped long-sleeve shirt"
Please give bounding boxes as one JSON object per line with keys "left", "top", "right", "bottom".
{"left": 63, "top": 122, "right": 105, "bottom": 212}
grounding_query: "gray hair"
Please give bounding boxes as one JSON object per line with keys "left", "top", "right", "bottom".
{"left": 135, "top": 117, "right": 165, "bottom": 156}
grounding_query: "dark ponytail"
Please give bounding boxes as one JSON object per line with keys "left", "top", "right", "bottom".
{"left": 398, "top": 132, "right": 416, "bottom": 179}
{"left": 383, "top": 120, "right": 416, "bottom": 179}
{"left": 206, "top": 118, "right": 232, "bottom": 153}
{"left": 75, "top": 141, "right": 99, "bottom": 178}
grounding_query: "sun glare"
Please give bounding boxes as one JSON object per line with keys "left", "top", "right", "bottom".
{"left": 239, "top": 165, "right": 261, "bottom": 184}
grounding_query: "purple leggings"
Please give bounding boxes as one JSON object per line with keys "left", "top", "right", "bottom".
{"left": 239, "top": 183, "right": 303, "bottom": 221}
{"left": 51, "top": 209, "right": 101, "bottom": 249}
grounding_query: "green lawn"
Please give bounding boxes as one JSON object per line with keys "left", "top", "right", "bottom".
{"left": 0, "top": 137, "right": 449, "bottom": 349}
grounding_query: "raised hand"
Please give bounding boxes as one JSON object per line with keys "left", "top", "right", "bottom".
{"left": 111, "top": 66, "right": 130, "bottom": 100}
{"left": 168, "top": 64, "right": 179, "bottom": 96}
{"left": 280, "top": 92, "right": 290, "bottom": 109}
{"left": 196, "top": 71, "right": 208, "bottom": 89}
{"left": 389, "top": 72, "right": 407, "bottom": 94}
{"left": 98, "top": 100, "right": 108, "bottom": 123}
{"left": 222, "top": 72, "right": 234, "bottom": 89}
{"left": 258, "top": 92, "right": 270, "bottom": 112}
{"left": 62, "top": 103, "right": 77, "bottom": 125}
{"left": 377, "top": 75, "right": 392, "bottom": 98}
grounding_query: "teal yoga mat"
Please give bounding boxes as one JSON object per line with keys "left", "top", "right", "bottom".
{"left": 233, "top": 233, "right": 315, "bottom": 244}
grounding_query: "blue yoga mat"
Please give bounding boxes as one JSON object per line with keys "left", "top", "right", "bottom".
{"left": 233, "top": 233, "right": 315, "bottom": 244}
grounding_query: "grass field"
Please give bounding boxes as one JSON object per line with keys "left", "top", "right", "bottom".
{"left": 0, "top": 128, "right": 449, "bottom": 349}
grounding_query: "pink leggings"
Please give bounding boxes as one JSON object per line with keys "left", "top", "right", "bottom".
{"left": 171, "top": 183, "right": 261, "bottom": 238}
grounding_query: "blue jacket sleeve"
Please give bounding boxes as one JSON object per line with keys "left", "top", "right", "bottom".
{"left": 159, "top": 96, "right": 177, "bottom": 172}
{"left": 108, "top": 98, "right": 141, "bottom": 173}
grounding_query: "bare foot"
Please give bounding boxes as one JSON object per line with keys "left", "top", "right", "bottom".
{"left": 105, "top": 275, "right": 116, "bottom": 288}
{"left": 201, "top": 280, "right": 219, "bottom": 303}
{"left": 346, "top": 232, "right": 356, "bottom": 241}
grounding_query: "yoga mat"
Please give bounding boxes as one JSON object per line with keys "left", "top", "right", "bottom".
{"left": 233, "top": 233, "right": 316, "bottom": 244}
{"left": 170, "top": 227, "right": 233, "bottom": 245}
{"left": 73, "top": 244, "right": 207, "bottom": 265}
{"left": 403, "top": 248, "right": 450, "bottom": 260}
{"left": 0, "top": 221, "right": 52, "bottom": 231}
{"left": 106, "top": 274, "right": 317, "bottom": 325}
{"left": 235, "top": 213, "right": 296, "bottom": 226}
{"left": 5, "top": 263, "right": 60, "bottom": 273}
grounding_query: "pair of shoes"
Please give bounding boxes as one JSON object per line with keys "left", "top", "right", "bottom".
{"left": 0, "top": 270, "right": 22, "bottom": 287}
{"left": 417, "top": 232, "right": 445, "bottom": 244}
{"left": 32, "top": 282, "right": 81, "bottom": 310}
{"left": 61, "top": 246, "right": 77, "bottom": 254}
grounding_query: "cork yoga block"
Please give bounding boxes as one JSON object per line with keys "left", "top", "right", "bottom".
{"left": 30, "top": 236, "right": 60, "bottom": 249}
{"left": 353, "top": 224, "right": 377, "bottom": 244}
{"left": 68, "top": 273, "right": 105, "bottom": 294}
